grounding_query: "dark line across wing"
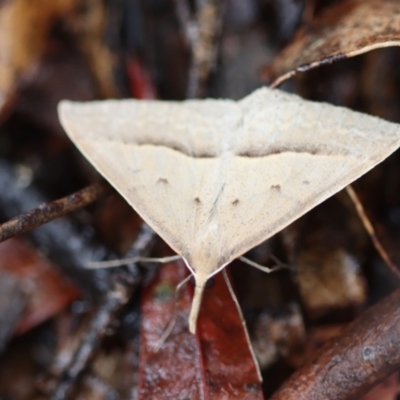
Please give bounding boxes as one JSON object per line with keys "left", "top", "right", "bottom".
{"left": 130, "top": 142, "right": 349, "bottom": 158}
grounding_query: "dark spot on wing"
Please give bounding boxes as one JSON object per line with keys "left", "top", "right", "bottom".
{"left": 303, "top": 180, "right": 310, "bottom": 185}
{"left": 157, "top": 178, "right": 168, "bottom": 184}
{"left": 194, "top": 197, "right": 201, "bottom": 204}
{"left": 232, "top": 199, "right": 239, "bottom": 206}
{"left": 270, "top": 184, "right": 281, "bottom": 192}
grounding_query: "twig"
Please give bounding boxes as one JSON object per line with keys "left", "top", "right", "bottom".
{"left": 0, "top": 162, "right": 155, "bottom": 398}
{"left": 0, "top": 161, "right": 115, "bottom": 296}
{"left": 50, "top": 223, "right": 156, "bottom": 400}
{"left": 0, "top": 181, "right": 113, "bottom": 243}
{"left": 346, "top": 185, "right": 400, "bottom": 278}
{"left": 270, "top": 287, "right": 400, "bottom": 400}
{"left": 50, "top": 289, "right": 125, "bottom": 400}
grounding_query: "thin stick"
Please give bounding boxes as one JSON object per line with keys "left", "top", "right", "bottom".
{"left": 346, "top": 185, "right": 400, "bottom": 278}
{"left": 50, "top": 222, "right": 155, "bottom": 400}
{"left": 0, "top": 181, "right": 113, "bottom": 243}
{"left": 50, "top": 290, "right": 125, "bottom": 400}
{"left": 222, "top": 269, "right": 262, "bottom": 382}
{"left": 86, "top": 254, "right": 182, "bottom": 269}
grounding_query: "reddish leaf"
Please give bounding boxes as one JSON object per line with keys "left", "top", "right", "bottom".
{"left": 139, "top": 258, "right": 263, "bottom": 399}
{"left": 262, "top": 0, "right": 400, "bottom": 86}
{"left": 139, "top": 260, "right": 201, "bottom": 399}
{"left": 0, "top": 238, "right": 80, "bottom": 334}
{"left": 197, "top": 271, "right": 262, "bottom": 400}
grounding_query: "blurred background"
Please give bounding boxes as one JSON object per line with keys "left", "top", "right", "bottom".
{"left": 0, "top": 0, "right": 399, "bottom": 399}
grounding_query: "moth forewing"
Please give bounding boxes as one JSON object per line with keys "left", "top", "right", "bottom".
{"left": 58, "top": 87, "right": 400, "bottom": 333}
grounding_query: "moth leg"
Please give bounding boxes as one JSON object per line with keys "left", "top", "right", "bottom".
{"left": 222, "top": 269, "right": 262, "bottom": 381}
{"left": 155, "top": 274, "right": 192, "bottom": 351}
{"left": 239, "top": 255, "right": 292, "bottom": 273}
{"left": 86, "top": 254, "right": 182, "bottom": 269}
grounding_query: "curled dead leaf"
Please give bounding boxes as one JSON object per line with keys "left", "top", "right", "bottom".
{"left": 263, "top": 0, "right": 400, "bottom": 87}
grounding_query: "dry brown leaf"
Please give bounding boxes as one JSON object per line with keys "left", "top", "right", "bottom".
{"left": 263, "top": 0, "right": 400, "bottom": 87}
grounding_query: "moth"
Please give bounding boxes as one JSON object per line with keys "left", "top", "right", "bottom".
{"left": 58, "top": 87, "right": 400, "bottom": 333}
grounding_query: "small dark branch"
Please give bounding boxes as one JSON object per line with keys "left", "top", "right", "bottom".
{"left": 0, "top": 181, "right": 113, "bottom": 243}
{"left": 50, "top": 288, "right": 126, "bottom": 400}
{"left": 50, "top": 223, "right": 156, "bottom": 400}
{"left": 0, "top": 161, "right": 115, "bottom": 296}
{"left": 270, "top": 288, "right": 400, "bottom": 400}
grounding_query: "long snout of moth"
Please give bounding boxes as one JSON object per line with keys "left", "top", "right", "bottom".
{"left": 189, "top": 273, "right": 208, "bottom": 334}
